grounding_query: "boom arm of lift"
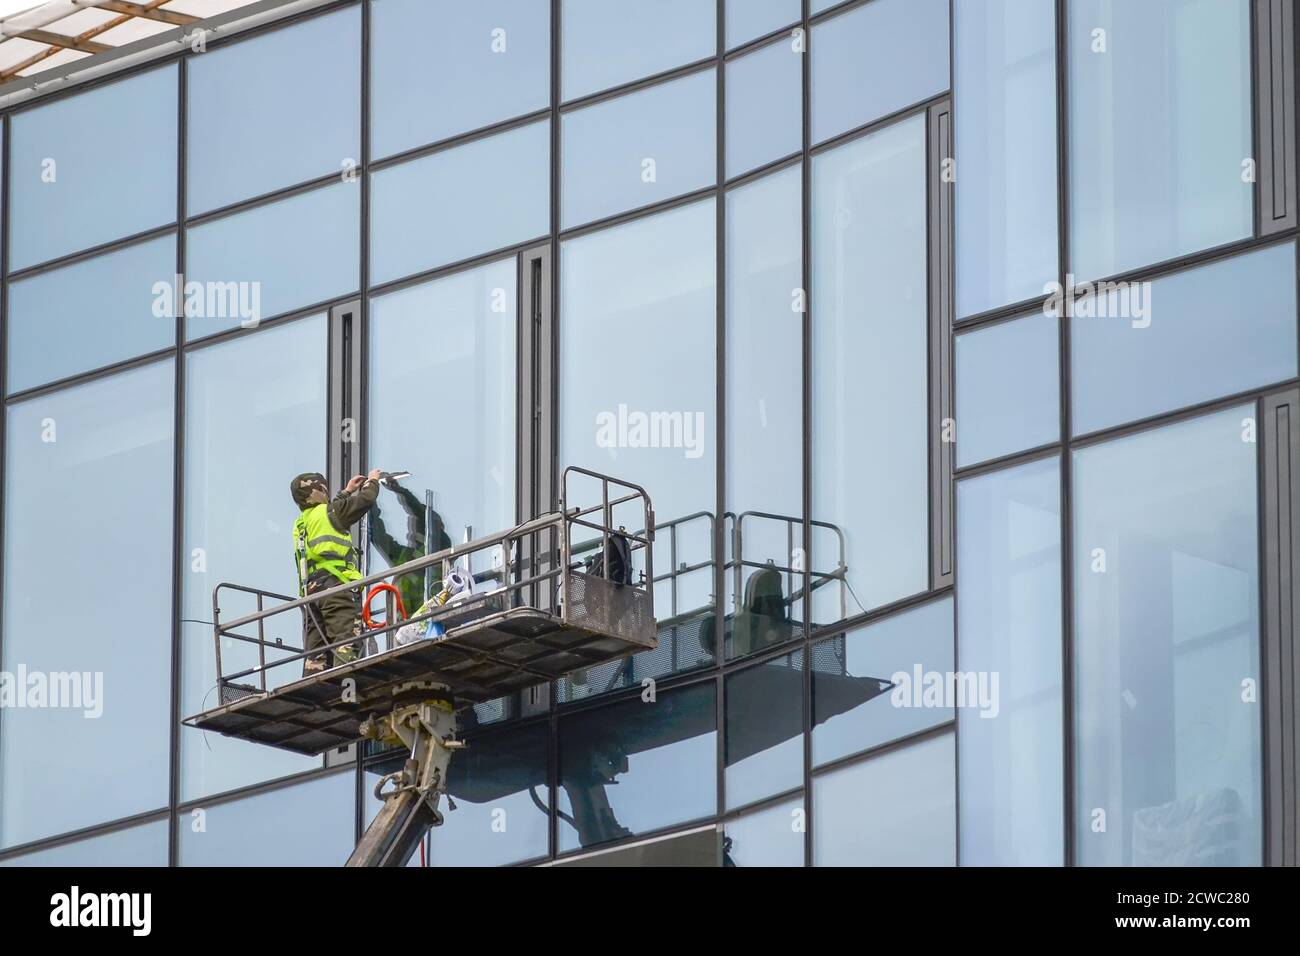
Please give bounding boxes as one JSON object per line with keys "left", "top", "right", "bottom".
{"left": 346, "top": 685, "right": 467, "bottom": 868}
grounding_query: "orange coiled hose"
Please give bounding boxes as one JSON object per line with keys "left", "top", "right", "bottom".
{"left": 362, "top": 583, "right": 408, "bottom": 629}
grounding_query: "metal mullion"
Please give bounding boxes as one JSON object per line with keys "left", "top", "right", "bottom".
{"left": 355, "top": 0, "right": 371, "bottom": 848}
{"left": 548, "top": 0, "right": 561, "bottom": 865}
{"left": 808, "top": 92, "right": 950, "bottom": 158}
{"left": 714, "top": 0, "right": 728, "bottom": 826}
{"left": 180, "top": 294, "right": 360, "bottom": 353}
{"left": 0, "top": 807, "right": 171, "bottom": 863}
{"left": 175, "top": 762, "right": 354, "bottom": 817}
{"left": 557, "top": 185, "right": 718, "bottom": 242}
{"left": 368, "top": 106, "right": 552, "bottom": 173}
{"left": 954, "top": 441, "right": 1063, "bottom": 482}
{"left": 0, "top": 112, "right": 9, "bottom": 844}
{"left": 366, "top": 236, "right": 549, "bottom": 300}
{"left": 809, "top": 720, "right": 957, "bottom": 783}
{"left": 800, "top": 0, "right": 813, "bottom": 869}
{"left": 7, "top": 221, "right": 178, "bottom": 282}
{"left": 723, "top": 20, "right": 804, "bottom": 61}
{"left": 184, "top": 169, "right": 346, "bottom": 228}
{"left": 1055, "top": 0, "right": 1075, "bottom": 869}
{"left": 558, "top": 55, "right": 716, "bottom": 113}
{"left": 167, "top": 52, "right": 187, "bottom": 870}
{"left": 807, "top": 585, "right": 955, "bottom": 645}
{"left": 723, "top": 150, "right": 803, "bottom": 190}
{"left": 4, "top": 346, "right": 178, "bottom": 406}
{"left": 1069, "top": 380, "right": 1300, "bottom": 452}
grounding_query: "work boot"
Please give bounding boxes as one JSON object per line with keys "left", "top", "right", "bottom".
{"left": 334, "top": 643, "right": 360, "bottom": 666}
{"left": 303, "top": 656, "right": 326, "bottom": 677}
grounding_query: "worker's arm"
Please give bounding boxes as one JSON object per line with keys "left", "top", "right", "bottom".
{"left": 330, "top": 470, "right": 382, "bottom": 529}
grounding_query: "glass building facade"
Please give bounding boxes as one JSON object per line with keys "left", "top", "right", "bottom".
{"left": 0, "top": 0, "right": 1297, "bottom": 868}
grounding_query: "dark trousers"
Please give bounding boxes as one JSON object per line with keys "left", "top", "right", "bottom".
{"left": 303, "top": 586, "right": 362, "bottom": 671}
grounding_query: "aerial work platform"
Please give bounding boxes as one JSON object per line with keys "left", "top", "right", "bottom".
{"left": 184, "top": 468, "right": 657, "bottom": 757}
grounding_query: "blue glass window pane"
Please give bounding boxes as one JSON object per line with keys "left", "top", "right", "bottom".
{"left": 955, "top": 0, "right": 1058, "bottom": 318}
{"left": 726, "top": 38, "right": 801, "bottom": 179}
{"left": 371, "top": 0, "right": 549, "bottom": 159}
{"left": 1, "top": 363, "right": 174, "bottom": 847}
{"left": 810, "top": 0, "right": 949, "bottom": 145}
{"left": 726, "top": 650, "right": 803, "bottom": 809}
{"left": 1068, "top": 0, "right": 1251, "bottom": 281}
{"left": 1074, "top": 406, "right": 1261, "bottom": 866}
{"left": 7, "top": 235, "right": 176, "bottom": 393}
{"left": 0, "top": 820, "right": 168, "bottom": 867}
{"left": 1071, "top": 241, "right": 1297, "bottom": 437}
{"left": 726, "top": 0, "right": 800, "bottom": 49}
{"left": 810, "top": 0, "right": 841, "bottom": 12}
{"left": 9, "top": 66, "right": 176, "bottom": 271}
{"left": 722, "top": 797, "right": 805, "bottom": 866}
{"left": 955, "top": 311, "right": 1059, "bottom": 468}
{"left": 957, "top": 457, "right": 1064, "bottom": 866}
{"left": 187, "top": 7, "right": 360, "bottom": 214}
{"left": 186, "top": 182, "right": 360, "bottom": 340}
{"left": 559, "top": 201, "right": 716, "bottom": 686}
{"left": 371, "top": 120, "right": 549, "bottom": 285}
{"left": 562, "top": 0, "right": 714, "bottom": 101}
{"left": 811, "top": 597, "right": 954, "bottom": 767}
{"left": 368, "top": 259, "right": 516, "bottom": 613}
{"left": 562, "top": 71, "right": 715, "bottom": 229}
{"left": 813, "top": 731, "right": 956, "bottom": 866}
{"left": 558, "top": 682, "right": 717, "bottom": 851}
{"left": 812, "top": 114, "right": 928, "bottom": 622}
{"left": 725, "top": 167, "right": 803, "bottom": 648}
{"left": 181, "top": 317, "right": 327, "bottom": 800}
{"left": 179, "top": 771, "right": 354, "bottom": 866}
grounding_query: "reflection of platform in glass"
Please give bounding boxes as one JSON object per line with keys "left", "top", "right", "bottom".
{"left": 185, "top": 595, "right": 655, "bottom": 757}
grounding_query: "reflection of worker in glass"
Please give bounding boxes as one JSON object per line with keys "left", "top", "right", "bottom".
{"left": 369, "top": 476, "right": 451, "bottom": 617}
{"left": 291, "top": 470, "right": 382, "bottom": 674}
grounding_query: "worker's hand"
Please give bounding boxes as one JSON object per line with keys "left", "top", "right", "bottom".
{"left": 367, "top": 468, "right": 383, "bottom": 482}
{"left": 344, "top": 474, "right": 365, "bottom": 493}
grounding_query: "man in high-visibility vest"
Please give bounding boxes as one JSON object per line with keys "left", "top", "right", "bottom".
{"left": 290, "top": 469, "right": 383, "bottom": 674}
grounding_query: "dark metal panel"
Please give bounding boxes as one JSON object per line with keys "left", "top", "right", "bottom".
{"left": 1261, "top": 388, "right": 1299, "bottom": 865}
{"left": 927, "top": 100, "right": 955, "bottom": 590}
{"left": 1256, "top": 0, "right": 1297, "bottom": 235}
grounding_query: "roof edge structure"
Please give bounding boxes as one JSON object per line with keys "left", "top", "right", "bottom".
{"left": 0, "top": 0, "right": 338, "bottom": 110}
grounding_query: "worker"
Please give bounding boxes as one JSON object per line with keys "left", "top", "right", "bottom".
{"left": 290, "top": 469, "right": 383, "bottom": 674}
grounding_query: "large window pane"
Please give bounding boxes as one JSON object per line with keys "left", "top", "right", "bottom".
{"left": 812, "top": 115, "right": 928, "bottom": 623}
{"left": 371, "top": 0, "right": 549, "bottom": 159}
{"left": 180, "top": 318, "right": 327, "bottom": 800}
{"left": 1074, "top": 406, "right": 1261, "bottom": 866}
{"left": 178, "top": 771, "right": 353, "bottom": 866}
{"left": 562, "top": 71, "right": 715, "bottom": 229}
{"left": 371, "top": 121, "right": 548, "bottom": 285}
{"left": 1068, "top": 0, "right": 1251, "bottom": 281}
{"left": 186, "top": 182, "right": 360, "bottom": 340}
{"left": 560, "top": 200, "right": 716, "bottom": 686}
{"left": 1, "top": 362, "right": 174, "bottom": 847}
{"left": 955, "top": 0, "right": 1058, "bottom": 318}
{"left": 725, "top": 166, "right": 803, "bottom": 657}
{"left": 726, "top": 650, "right": 803, "bottom": 809}
{"left": 726, "top": 38, "right": 801, "bottom": 179}
{"left": 368, "top": 259, "right": 516, "bottom": 614}
{"left": 7, "top": 235, "right": 176, "bottom": 393}
{"left": 812, "top": 730, "right": 956, "bottom": 866}
{"left": 957, "top": 457, "right": 1063, "bottom": 866}
{"left": 726, "top": 0, "right": 800, "bottom": 49}
{"left": 558, "top": 682, "right": 717, "bottom": 852}
{"left": 810, "top": 597, "right": 954, "bottom": 767}
{"left": 0, "top": 820, "right": 168, "bottom": 867}
{"left": 187, "top": 7, "right": 360, "bottom": 214}
{"left": 1071, "top": 241, "right": 1297, "bottom": 437}
{"left": 722, "top": 797, "right": 804, "bottom": 866}
{"left": 955, "top": 311, "right": 1059, "bottom": 468}
{"left": 562, "top": 0, "right": 714, "bottom": 101}
{"left": 9, "top": 66, "right": 176, "bottom": 270}
{"left": 810, "top": 0, "right": 949, "bottom": 145}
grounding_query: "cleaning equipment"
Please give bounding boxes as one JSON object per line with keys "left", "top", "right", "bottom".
{"left": 394, "top": 566, "right": 476, "bottom": 646}
{"left": 362, "top": 582, "right": 408, "bottom": 631}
